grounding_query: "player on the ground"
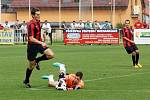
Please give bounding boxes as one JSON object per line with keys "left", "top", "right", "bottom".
{"left": 42, "top": 62, "right": 84, "bottom": 91}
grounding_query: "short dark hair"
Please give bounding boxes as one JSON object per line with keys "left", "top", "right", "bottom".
{"left": 31, "top": 7, "right": 40, "bottom": 15}
{"left": 125, "top": 20, "right": 130, "bottom": 24}
{"left": 75, "top": 71, "right": 83, "bottom": 79}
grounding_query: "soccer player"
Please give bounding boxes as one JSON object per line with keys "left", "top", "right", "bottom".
{"left": 122, "top": 20, "right": 142, "bottom": 68}
{"left": 23, "top": 8, "right": 54, "bottom": 88}
{"left": 42, "top": 62, "right": 84, "bottom": 91}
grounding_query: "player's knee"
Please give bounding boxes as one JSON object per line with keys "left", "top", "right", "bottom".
{"left": 46, "top": 53, "right": 54, "bottom": 59}
{"left": 136, "top": 50, "right": 139, "bottom": 54}
{"left": 44, "top": 49, "right": 54, "bottom": 59}
{"left": 132, "top": 51, "right": 136, "bottom": 56}
{"left": 29, "top": 61, "right": 36, "bottom": 69}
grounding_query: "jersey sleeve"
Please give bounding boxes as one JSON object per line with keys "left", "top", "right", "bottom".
{"left": 122, "top": 28, "right": 125, "bottom": 37}
{"left": 28, "top": 23, "right": 35, "bottom": 36}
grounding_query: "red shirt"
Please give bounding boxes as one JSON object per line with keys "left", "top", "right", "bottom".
{"left": 27, "top": 19, "right": 42, "bottom": 44}
{"left": 122, "top": 27, "right": 133, "bottom": 47}
{"left": 143, "top": 23, "right": 149, "bottom": 29}
{"left": 134, "top": 22, "right": 143, "bottom": 29}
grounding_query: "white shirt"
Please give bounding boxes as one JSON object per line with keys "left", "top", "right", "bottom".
{"left": 3, "top": 23, "right": 10, "bottom": 29}
{"left": 20, "top": 24, "right": 27, "bottom": 34}
{"left": 70, "top": 23, "right": 78, "bottom": 29}
{"left": 77, "top": 23, "right": 84, "bottom": 29}
{"left": 42, "top": 23, "right": 51, "bottom": 33}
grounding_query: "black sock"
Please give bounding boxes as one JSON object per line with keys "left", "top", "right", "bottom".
{"left": 132, "top": 55, "right": 136, "bottom": 66}
{"left": 25, "top": 68, "right": 33, "bottom": 83}
{"left": 136, "top": 53, "right": 139, "bottom": 65}
{"left": 36, "top": 54, "right": 48, "bottom": 63}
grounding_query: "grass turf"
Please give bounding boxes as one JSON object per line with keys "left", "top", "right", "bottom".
{"left": 0, "top": 44, "right": 150, "bottom": 100}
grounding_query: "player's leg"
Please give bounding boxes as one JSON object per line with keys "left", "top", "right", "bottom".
{"left": 48, "top": 75, "right": 58, "bottom": 87}
{"left": 52, "top": 62, "right": 66, "bottom": 78}
{"left": 125, "top": 46, "right": 137, "bottom": 68}
{"left": 135, "top": 50, "right": 142, "bottom": 68}
{"left": 49, "top": 33, "right": 52, "bottom": 45}
{"left": 35, "top": 46, "right": 54, "bottom": 70}
{"left": 23, "top": 61, "right": 35, "bottom": 88}
{"left": 132, "top": 44, "right": 142, "bottom": 68}
{"left": 24, "top": 45, "right": 37, "bottom": 87}
{"left": 43, "top": 32, "right": 47, "bottom": 42}
{"left": 131, "top": 51, "right": 139, "bottom": 68}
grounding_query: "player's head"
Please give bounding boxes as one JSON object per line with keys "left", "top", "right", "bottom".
{"left": 75, "top": 71, "right": 83, "bottom": 80}
{"left": 125, "top": 20, "right": 130, "bottom": 27}
{"left": 31, "top": 7, "right": 40, "bottom": 20}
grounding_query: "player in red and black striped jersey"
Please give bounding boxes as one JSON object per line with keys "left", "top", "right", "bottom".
{"left": 122, "top": 20, "right": 142, "bottom": 68}
{"left": 23, "top": 8, "right": 54, "bottom": 88}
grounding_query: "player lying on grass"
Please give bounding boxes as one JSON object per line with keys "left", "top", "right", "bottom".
{"left": 42, "top": 62, "right": 84, "bottom": 91}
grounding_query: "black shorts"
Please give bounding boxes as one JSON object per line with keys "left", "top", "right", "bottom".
{"left": 27, "top": 44, "right": 48, "bottom": 61}
{"left": 46, "top": 32, "right": 52, "bottom": 37}
{"left": 125, "top": 44, "right": 138, "bottom": 54}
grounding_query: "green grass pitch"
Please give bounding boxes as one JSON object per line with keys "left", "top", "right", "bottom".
{"left": 0, "top": 44, "right": 150, "bottom": 100}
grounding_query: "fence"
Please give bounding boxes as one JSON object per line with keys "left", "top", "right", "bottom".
{"left": 0, "top": 29, "right": 64, "bottom": 44}
{"left": 0, "top": 29, "right": 126, "bottom": 45}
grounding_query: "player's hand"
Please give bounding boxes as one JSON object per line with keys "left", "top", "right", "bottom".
{"left": 130, "top": 41, "right": 135, "bottom": 44}
{"left": 41, "top": 42, "right": 47, "bottom": 48}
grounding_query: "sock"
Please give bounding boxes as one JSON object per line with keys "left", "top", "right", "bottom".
{"left": 132, "top": 55, "right": 136, "bottom": 66}
{"left": 36, "top": 54, "right": 48, "bottom": 63}
{"left": 136, "top": 53, "right": 139, "bottom": 65}
{"left": 25, "top": 68, "right": 33, "bottom": 83}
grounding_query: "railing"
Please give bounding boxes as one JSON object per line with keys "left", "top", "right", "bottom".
{"left": 13, "top": 29, "right": 64, "bottom": 44}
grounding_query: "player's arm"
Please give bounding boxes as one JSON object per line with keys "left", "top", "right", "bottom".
{"left": 72, "top": 80, "right": 84, "bottom": 90}
{"left": 29, "top": 36, "right": 46, "bottom": 46}
{"left": 76, "top": 80, "right": 84, "bottom": 89}
{"left": 122, "top": 28, "right": 135, "bottom": 44}
{"left": 123, "top": 37, "right": 135, "bottom": 44}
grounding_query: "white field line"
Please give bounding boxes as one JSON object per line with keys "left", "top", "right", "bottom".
{"left": 84, "top": 72, "right": 150, "bottom": 82}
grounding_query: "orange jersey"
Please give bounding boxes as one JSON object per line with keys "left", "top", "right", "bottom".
{"left": 65, "top": 74, "right": 84, "bottom": 89}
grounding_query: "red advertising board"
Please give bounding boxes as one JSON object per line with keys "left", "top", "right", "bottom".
{"left": 64, "top": 29, "right": 119, "bottom": 44}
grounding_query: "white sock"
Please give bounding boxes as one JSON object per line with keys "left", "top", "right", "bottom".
{"left": 48, "top": 75, "right": 54, "bottom": 82}
{"left": 59, "top": 64, "right": 66, "bottom": 75}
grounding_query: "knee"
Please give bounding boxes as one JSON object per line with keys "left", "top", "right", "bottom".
{"left": 132, "top": 52, "right": 136, "bottom": 56}
{"left": 46, "top": 53, "right": 54, "bottom": 59}
{"left": 29, "top": 61, "right": 36, "bottom": 69}
{"left": 136, "top": 50, "right": 139, "bottom": 54}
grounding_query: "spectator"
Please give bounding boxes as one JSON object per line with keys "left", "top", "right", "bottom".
{"left": 134, "top": 20, "right": 143, "bottom": 29}
{"left": 13, "top": 20, "right": 20, "bottom": 30}
{"left": 20, "top": 21, "right": 27, "bottom": 43}
{"left": 84, "top": 20, "right": 93, "bottom": 29}
{"left": 3, "top": 21, "right": 10, "bottom": 30}
{"left": 70, "top": 21, "right": 77, "bottom": 29}
{"left": 0, "top": 24, "right": 4, "bottom": 30}
{"left": 143, "top": 21, "right": 149, "bottom": 29}
{"left": 61, "top": 21, "right": 67, "bottom": 29}
{"left": 77, "top": 20, "right": 84, "bottom": 29}
{"left": 42, "top": 20, "right": 52, "bottom": 45}
{"left": 14, "top": 20, "right": 21, "bottom": 43}
{"left": 93, "top": 20, "right": 101, "bottom": 29}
